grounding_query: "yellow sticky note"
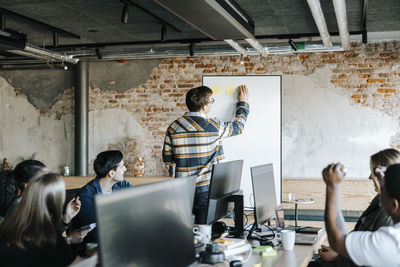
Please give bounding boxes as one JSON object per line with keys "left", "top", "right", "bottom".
{"left": 260, "top": 250, "right": 277, "bottom": 257}
{"left": 212, "top": 86, "right": 222, "bottom": 95}
{"left": 253, "top": 263, "right": 262, "bottom": 267}
{"left": 225, "top": 85, "right": 235, "bottom": 95}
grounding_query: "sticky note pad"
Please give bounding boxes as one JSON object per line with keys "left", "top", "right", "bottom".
{"left": 225, "top": 85, "right": 235, "bottom": 95}
{"left": 260, "top": 250, "right": 277, "bottom": 257}
{"left": 212, "top": 86, "right": 222, "bottom": 95}
{"left": 254, "top": 246, "right": 273, "bottom": 252}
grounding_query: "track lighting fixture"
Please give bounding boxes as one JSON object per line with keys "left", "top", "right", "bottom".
{"left": 288, "top": 39, "right": 298, "bottom": 51}
{"left": 95, "top": 48, "right": 103, "bottom": 59}
{"left": 121, "top": 4, "right": 129, "bottom": 24}
{"left": 161, "top": 24, "right": 167, "bottom": 41}
{"left": 189, "top": 43, "right": 194, "bottom": 57}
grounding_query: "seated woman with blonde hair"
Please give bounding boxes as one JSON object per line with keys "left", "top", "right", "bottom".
{"left": 0, "top": 172, "right": 82, "bottom": 266}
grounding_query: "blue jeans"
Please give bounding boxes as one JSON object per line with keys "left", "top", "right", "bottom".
{"left": 192, "top": 188, "right": 209, "bottom": 224}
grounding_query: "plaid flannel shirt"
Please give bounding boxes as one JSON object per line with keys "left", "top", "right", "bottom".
{"left": 162, "top": 101, "right": 249, "bottom": 188}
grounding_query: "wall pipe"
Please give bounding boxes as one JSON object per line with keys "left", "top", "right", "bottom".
{"left": 74, "top": 61, "right": 89, "bottom": 176}
{"left": 332, "top": 0, "right": 351, "bottom": 49}
{"left": 306, "top": 0, "right": 332, "bottom": 48}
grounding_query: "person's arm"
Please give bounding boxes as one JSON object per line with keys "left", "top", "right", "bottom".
{"left": 73, "top": 192, "right": 95, "bottom": 227}
{"left": 322, "top": 163, "right": 350, "bottom": 258}
{"left": 63, "top": 197, "right": 81, "bottom": 224}
{"left": 219, "top": 85, "right": 250, "bottom": 138}
{"left": 162, "top": 129, "right": 174, "bottom": 164}
{"left": 67, "top": 228, "right": 94, "bottom": 244}
{"left": 318, "top": 245, "right": 339, "bottom": 262}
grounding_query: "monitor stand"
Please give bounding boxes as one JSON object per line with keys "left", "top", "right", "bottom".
{"left": 226, "top": 194, "right": 244, "bottom": 238}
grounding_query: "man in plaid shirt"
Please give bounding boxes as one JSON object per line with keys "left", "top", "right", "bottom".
{"left": 162, "top": 85, "right": 249, "bottom": 223}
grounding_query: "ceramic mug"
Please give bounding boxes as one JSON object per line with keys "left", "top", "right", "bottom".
{"left": 281, "top": 230, "right": 295, "bottom": 251}
{"left": 193, "top": 224, "right": 212, "bottom": 244}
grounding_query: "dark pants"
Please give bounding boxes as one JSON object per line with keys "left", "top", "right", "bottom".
{"left": 192, "top": 188, "right": 209, "bottom": 224}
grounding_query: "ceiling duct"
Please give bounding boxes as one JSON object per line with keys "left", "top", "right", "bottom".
{"left": 0, "top": 29, "right": 78, "bottom": 64}
{"left": 306, "top": 0, "right": 332, "bottom": 48}
{"left": 8, "top": 44, "right": 79, "bottom": 64}
{"left": 0, "top": 29, "right": 26, "bottom": 50}
{"left": 332, "top": 0, "right": 350, "bottom": 49}
{"left": 154, "top": 0, "right": 254, "bottom": 40}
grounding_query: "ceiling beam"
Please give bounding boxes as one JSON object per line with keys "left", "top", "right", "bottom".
{"left": 0, "top": 7, "right": 80, "bottom": 39}
{"left": 122, "top": 0, "right": 181, "bottom": 33}
{"left": 44, "top": 31, "right": 364, "bottom": 50}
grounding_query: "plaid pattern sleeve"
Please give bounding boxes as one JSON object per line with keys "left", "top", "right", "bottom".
{"left": 218, "top": 101, "right": 249, "bottom": 138}
{"left": 162, "top": 101, "right": 249, "bottom": 187}
{"left": 162, "top": 131, "right": 174, "bottom": 164}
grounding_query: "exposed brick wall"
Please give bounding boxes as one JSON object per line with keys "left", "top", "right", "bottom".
{"left": 44, "top": 41, "right": 400, "bottom": 175}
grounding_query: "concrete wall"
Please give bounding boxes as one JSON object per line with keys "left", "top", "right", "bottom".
{"left": 0, "top": 42, "right": 399, "bottom": 178}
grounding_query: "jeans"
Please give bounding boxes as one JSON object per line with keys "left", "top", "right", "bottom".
{"left": 192, "top": 189, "right": 209, "bottom": 224}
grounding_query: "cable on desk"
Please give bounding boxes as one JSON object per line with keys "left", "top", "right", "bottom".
{"left": 241, "top": 244, "right": 253, "bottom": 263}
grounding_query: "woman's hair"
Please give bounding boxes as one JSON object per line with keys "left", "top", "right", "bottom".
{"left": 14, "top": 160, "right": 46, "bottom": 193}
{"left": 185, "top": 86, "right": 213, "bottom": 112}
{"left": 370, "top": 149, "right": 400, "bottom": 170}
{"left": 383, "top": 163, "right": 400, "bottom": 203}
{"left": 0, "top": 172, "right": 65, "bottom": 249}
{"left": 0, "top": 170, "right": 18, "bottom": 217}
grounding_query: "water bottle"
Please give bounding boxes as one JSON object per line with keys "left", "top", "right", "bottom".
{"left": 64, "top": 162, "right": 70, "bottom": 176}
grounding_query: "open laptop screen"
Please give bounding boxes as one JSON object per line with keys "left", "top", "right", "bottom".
{"left": 95, "top": 176, "right": 197, "bottom": 267}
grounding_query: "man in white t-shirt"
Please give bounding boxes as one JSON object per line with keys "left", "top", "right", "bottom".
{"left": 322, "top": 163, "right": 400, "bottom": 267}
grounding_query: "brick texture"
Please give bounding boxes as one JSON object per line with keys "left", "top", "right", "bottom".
{"left": 44, "top": 42, "right": 400, "bottom": 176}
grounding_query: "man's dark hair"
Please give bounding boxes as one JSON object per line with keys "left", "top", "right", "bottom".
{"left": 14, "top": 160, "right": 46, "bottom": 192}
{"left": 185, "top": 86, "right": 213, "bottom": 112}
{"left": 0, "top": 170, "right": 18, "bottom": 217}
{"left": 94, "top": 150, "right": 123, "bottom": 178}
{"left": 383, "top": 163, "right": 400, "bottom": 203}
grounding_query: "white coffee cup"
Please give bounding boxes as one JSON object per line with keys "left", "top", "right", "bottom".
{"left": 193, "top": 224, "right": 212, "bottom": 244}
{"left": 281, "top": 230, "right": 295, "bottom": 251}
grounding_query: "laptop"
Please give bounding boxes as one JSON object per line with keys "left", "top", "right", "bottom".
{"left": 295, "top": 228, "right": 325, "bottom": 245}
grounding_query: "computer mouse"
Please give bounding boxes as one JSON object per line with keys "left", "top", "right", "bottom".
{"left": 230, "top": 260, "right": 242, "bottom": 267}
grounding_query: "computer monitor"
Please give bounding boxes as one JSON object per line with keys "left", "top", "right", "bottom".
{"left": 204, "top": 160, "right": 244, "bottom": 233}
{"left": 95, "top": 176, "right": 197, "bottom": 267}
{"left": 250, "top": 163, "right": 278, "bottom": 227}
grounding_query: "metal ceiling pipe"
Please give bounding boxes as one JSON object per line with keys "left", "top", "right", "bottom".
{"left": 8, "top": 44, "right": 79, "bottom": 64}
{"left": 332, "top": 0, "right": 350, "bottom": 49}
{"left": 245, "top": 38, "right": 268, "bottom": 56}
{"left": 224, "top": 39, "right": 247, "bottom": 54}
{"left": 74, "top": 61, "right": 89, "bottom": 176}
{"left": 306, "top": 0, "right": 332, "bottom": 48}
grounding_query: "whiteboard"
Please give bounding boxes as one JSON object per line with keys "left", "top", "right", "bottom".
{"left": 203, "top": 75, "right": 282, "bottom": 208}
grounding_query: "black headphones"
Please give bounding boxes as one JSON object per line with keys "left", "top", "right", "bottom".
{"left": 212, "top": 221, "right": 228, "bottom": 239}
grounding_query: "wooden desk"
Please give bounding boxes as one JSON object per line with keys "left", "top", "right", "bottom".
{"left": 200, "top": 233, "right": 326, "bottom": 267}
{"left": 62, "top": 176, "right": 171, "bottom": 189}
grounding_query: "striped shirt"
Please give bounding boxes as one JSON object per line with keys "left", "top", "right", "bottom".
{"left": 162, "top": 101, "right": 249, "bottom": 188}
